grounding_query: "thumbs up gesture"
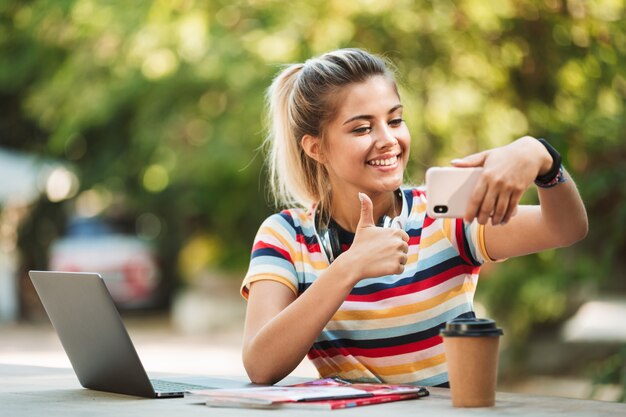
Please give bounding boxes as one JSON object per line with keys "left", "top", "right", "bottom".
{"left": 348, "top": 193, "right": 410, "bottom": 280}
{"left": 356, "top": 192, "right": 378, "bottom": 229}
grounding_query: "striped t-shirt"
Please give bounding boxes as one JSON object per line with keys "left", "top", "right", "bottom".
{"left": 241, "top": 187, "right": 492, "bottom": 386}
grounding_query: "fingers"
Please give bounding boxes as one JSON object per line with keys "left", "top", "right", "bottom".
{"left": 468, "top": 180, "right": 521, "bottom": 226}
{"left": 396, "top": 229, "right": 410, "bottom": 243}
{"left": 465, "top": 179, "right": 488, "bottom": 223}
{"left": 461, "top": 159, "right": 532, "bottom": 224}
{"left": 395, "top": 257, "right": 407, "bottom": 274}
{"left": 398, "top": 237, "right": 409, "bottom": 272}
{"left": 477, "top": 188, "right": 498, "bottom": 225}
{"left": 392, "top": 230, "right": 410, "bottom": 252}
{"left": 351, "top": 201, "right": 410, "bottom": 277}
{"left": 491, "top": 192, "right": 511, "bottom": 225}
{"left": 501, "top": 191, "right": 522, "bottom": 224}
{"left": 390, "top": 233, "right": 409, "bottom": 275}
{"left": 400, "top": 238, "right": 409, "bottom": 254}
{"left": 472, "top": 185, "right": 511, "bottom": 226}
{"left": 393, "top": 250, "right": 409, "bottom": 275}
{"left": 451, "top": 150, "right": 489, "bottom": 168}
{"left": 357, "top": 192, "right": 375, "bottom": 229}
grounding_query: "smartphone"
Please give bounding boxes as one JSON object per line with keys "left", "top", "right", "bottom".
{"left": 425, "top": 167, "right": 483, "bottom": 218}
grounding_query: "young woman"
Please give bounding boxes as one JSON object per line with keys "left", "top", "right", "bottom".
{"left": 241, "top": 48, "right": 588, "bottom": 386}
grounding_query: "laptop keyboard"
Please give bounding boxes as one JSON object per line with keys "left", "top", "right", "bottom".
{"left": 151, "top": 379, "right": 212, "bottom": 393}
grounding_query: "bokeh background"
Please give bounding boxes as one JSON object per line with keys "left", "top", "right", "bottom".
{"left": 1, "top": 0, "right": 625, "bottom": 401}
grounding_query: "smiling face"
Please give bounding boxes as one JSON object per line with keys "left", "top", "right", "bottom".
{"left": 319, "top": 75, "right": 411, "bottom": 202}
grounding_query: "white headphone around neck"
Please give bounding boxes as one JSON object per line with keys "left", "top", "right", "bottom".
{"left": 315, "top": 189, "right": 408, "bottom": 264}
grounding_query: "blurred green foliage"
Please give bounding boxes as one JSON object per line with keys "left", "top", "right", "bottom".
{"left": 1, "top": 0, "right": 625, "bottom": 385}
{"left": 590, "top": 344, "right": 626, "bottom": 401}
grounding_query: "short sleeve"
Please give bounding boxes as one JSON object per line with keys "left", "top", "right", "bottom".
{"left": 240, "top": 213, "right": 300, "bottom": 300}
{"left": 467, "top": 220, "right": 497, "bottom": 263}
{"left": 441, "top": 218, "right": 496, "bottom": 266}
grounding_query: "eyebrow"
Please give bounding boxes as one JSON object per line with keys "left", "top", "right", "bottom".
{"left": 342, "top": 104, "right": 404, "bottom": 125}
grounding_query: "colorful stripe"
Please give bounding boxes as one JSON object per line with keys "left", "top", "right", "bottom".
{"left": 242, "top": 187, "right": 488, "bottom": 386}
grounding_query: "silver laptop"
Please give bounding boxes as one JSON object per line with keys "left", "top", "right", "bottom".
{"left": 29, "top": 270, "right": 237, "bottom": 398}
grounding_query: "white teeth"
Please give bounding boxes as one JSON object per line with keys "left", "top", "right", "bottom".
{"left": 369, "top": 156, "right": 398, "bottom": 166}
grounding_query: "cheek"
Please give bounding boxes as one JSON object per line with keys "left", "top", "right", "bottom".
{"left": 400, "top": 132, "right": 411, "bottom": 151}
{"left": 402, "top": 127, "right": 412, "bottom": 143}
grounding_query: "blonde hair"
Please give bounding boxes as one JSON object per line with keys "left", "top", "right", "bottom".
{"left": 264, "top": 48, "right": 396, "bottom": 218}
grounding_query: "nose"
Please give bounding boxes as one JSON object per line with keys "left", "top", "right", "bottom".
{"left": 375, "top": 124, "right": 397, "bottom": 149}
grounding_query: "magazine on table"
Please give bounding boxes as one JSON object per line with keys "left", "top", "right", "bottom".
{"left": 191, "top": 377, "right": 429, "bottom": 410}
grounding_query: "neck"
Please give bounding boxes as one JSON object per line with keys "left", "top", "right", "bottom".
{"left": 330, "top": 189, "right": 400, "bottom": 232}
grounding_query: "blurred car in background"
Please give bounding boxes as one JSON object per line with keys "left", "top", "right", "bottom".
{"left": 49, "top": 216, "right": 161, "bottom": 309}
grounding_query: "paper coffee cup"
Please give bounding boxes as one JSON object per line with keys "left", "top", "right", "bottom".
{"left": 440, "top": 318, "right": 503, "bottom": 407}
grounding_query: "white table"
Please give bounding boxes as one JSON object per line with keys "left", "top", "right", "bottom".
{"left": 2, "top": 364, "right": 625, "bottom": 416}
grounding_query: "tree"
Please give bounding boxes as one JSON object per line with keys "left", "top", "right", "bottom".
{"left": 1, "top": 0, "right": 625, "bottom": 390}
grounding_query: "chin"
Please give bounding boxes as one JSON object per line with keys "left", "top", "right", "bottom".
{"left": 378, "top": 179, "right": 404, "bottom": 193}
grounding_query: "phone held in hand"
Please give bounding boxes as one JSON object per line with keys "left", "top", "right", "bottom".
{"left": 425, "top": 167, "right": 483, "bottom": 219}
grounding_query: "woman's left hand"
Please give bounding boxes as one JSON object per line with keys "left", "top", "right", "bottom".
{"left": 451, "top": 136, "right": 553, "bottom": 225}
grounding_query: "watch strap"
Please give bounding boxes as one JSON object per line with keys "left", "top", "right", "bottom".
{"left": 535, "top": 138, "right": 562, "bottom": 184}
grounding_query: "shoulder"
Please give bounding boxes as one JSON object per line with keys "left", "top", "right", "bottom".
{"left": 402, "top": 185, "right": 427, "bottom": 201}
{"left": 401, "top": 185, "right": 428, "bottom": 217}
{"left": 259, "top": 208, "right": 316, "bottom": 237}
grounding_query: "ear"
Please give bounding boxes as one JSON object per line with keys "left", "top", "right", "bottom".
{"left": 301, "top": 134, "right": 325, "bottom": 163}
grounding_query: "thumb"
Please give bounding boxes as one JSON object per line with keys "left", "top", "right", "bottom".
{"left": 451, "top": 150, "right": 489, "bottom": 167}
{"left": 357, "top": 192, "right": 375, "bottom": 229}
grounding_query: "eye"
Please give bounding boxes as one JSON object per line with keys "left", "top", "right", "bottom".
{"left": 389, "top": 118, "right": 404, "bottom": 127}
{"left": 352, "top": 125, "right": 371, "bottom": 135}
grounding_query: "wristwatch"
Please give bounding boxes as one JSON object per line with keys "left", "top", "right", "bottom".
{"left": 534, "top": 138, "right": 567, "bottom": 188}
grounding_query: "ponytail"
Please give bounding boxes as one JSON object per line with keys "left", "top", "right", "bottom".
{"left": 265, "top": 63, "right": 310, "bottom": 209}
{"left": 263, "top": 49, "right": 395, "bottom": 214}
